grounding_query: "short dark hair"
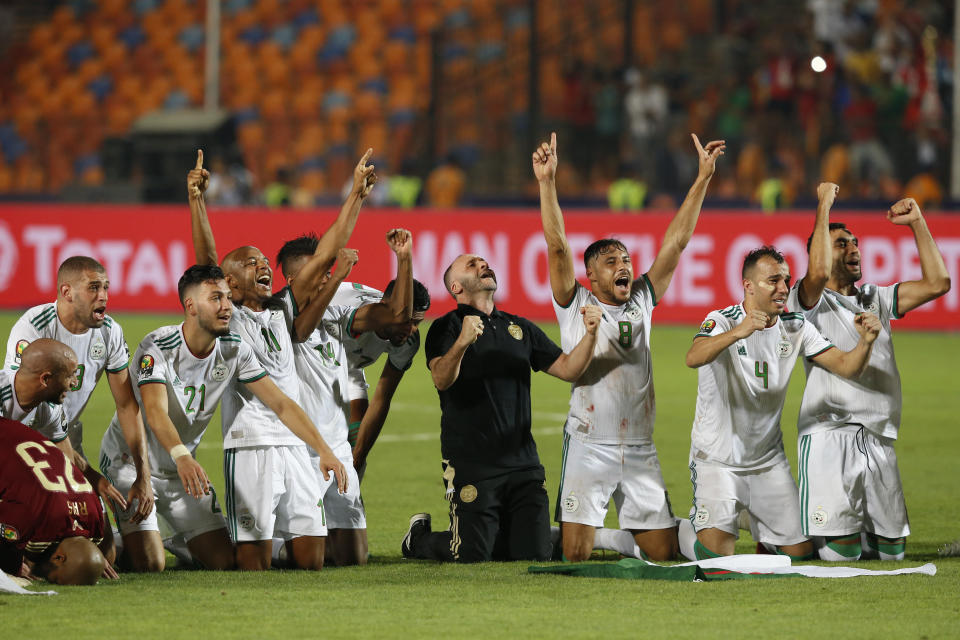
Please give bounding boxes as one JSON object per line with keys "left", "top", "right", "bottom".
{"left": 383, "top": 279, "right": 431, "bottom": 313}
{"left": 583, "top": 239, "right": 628, "bottom": 270}
{"left": 806, "top": 222, "right": 850, "bottom": 253}
{"left": 276, "top": 233, "right": 319, "bottom": 279}
{"left": 57, "top": 256, "right": 105, "bottom": 285}
{"left": 742, "top": 245, "right": 785, "bottom": 279}
{"left": 178, "top": 264, "right": 226, "bottom": 306}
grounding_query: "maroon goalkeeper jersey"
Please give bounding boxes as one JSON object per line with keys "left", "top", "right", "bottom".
{"left": 0, "top": 417, "right": 104, "bottom": 556}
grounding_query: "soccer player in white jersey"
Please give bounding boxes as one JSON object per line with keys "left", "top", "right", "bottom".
{"left": 788, "top": 188, "right": 950, "bottom": 561}
{"left": 681, "top": 246, "right": 881, "bottom": 560}
{"left": 4, "top": 256, "right": 154, "bottom": 555}
{"left": 0, "top": 339, "right": 74, "bottom": 446}
{"left": 187, "top": 150, "right": 371, "bottom": 570}
{"left": 99, "top": 265, "right": 345, "bottom": 572}
{"left": 531, "top": 132, "right": 724, "bottom": 561}
{"left": 275, "top": 232, "right": 415, "bottom": 565}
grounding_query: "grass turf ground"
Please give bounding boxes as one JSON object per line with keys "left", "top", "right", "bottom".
{"left": 1, "top": 311, "right": 958, "bottom": 638}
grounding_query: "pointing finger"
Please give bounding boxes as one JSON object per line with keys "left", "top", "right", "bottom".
{"left": 195, "top": 149, "right": 204, "bottom": 170}
{"left": 550, "top": 131, "right": 557, "bottom": 154}
{"left": 359, "top": 148, "right": 373, "bottom": 167}
{"left": 691, "top": 133, "right": 704, "bottom": 154}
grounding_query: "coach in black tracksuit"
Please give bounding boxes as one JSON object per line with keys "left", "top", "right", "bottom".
{"left": 402, "top": 253, "right": 600, "bottom": 563}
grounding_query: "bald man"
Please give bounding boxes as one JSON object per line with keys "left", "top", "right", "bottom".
{"left": 184, "top": 150, "right": 376, "bottom": 570}
{"left": 402, "top": 253, "right": 601, "bottom": 563}
{"left": 0, "top": 417, "right": 109, "bottom": 585}
{"left": 4, "top": 257, "right": 154, "bottom": 531}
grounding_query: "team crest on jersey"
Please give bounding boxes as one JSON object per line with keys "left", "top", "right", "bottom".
{"left": 812, "top": 508, "right": 827, "bottom": 528}
{"left": 238, "top": 512, "right": 255, "bottom": 531}
{"left": 694, "top": 507, "right": 710, "bottom": 526}
{"left": 212, "top": 364, "right": 228, "bottom": 381}
{"left": 737, "top": 344, "right": 746, "bottom": 356}
{"left": 459, "top": 485, "right": 478, "bottom": 503}
{"left": 624, "top": 304, "right": 642, "bottom": 321}
{"left": 89, "top": 341, "right": 105, "bottom": 361}
{"left": 777, "top": 337, "right": 793, "bottom": 358}
{"left": 139, "top": 354, "right": 155, "bottom": 378}
{"left": 1, "top": 524, "right": 19, "bottom": 541}
{"left": 14, "top": 339, "right": 29, "bottom": 363}
{"left": 563, "top": 494, "right": 580, "bottom": 513}
{"left": 699, "top": 320, "right": 716, "bottom": 334}
{"left": 507, "top": 323, "right": 523, "bottom": 340}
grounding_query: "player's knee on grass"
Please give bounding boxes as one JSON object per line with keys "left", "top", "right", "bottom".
{"left": 328, "top": 529, "right": 368, "bottom": 566}
{"left": 288, "top": 536, "right": 325, "bottom": 570}
{"left": 237, "top": 541, "right": 272, "bottom": 571}
{"left": 818, "top": 534, "right": 862, "bottom": 561}
{"left": 188, "top": 532, "right": 236, "bottom": 570}
{"left": 123, "top": 532, "right": 166, "bottom": 573}
{"left": 695, "top": 528, "right": 735, "bottom": 558}
{"left": 634, "top": 528, "right": 678, "bottom": 561}
{"left": 561, "top": 533, "right": 593, "bottom": 563}
{"left": 776, "top": 540, "right": 815, "bottom": 561}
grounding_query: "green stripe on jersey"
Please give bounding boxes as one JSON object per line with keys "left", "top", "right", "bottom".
{"left": 30, "top": 306, "right": 56, "bottom": 329}
{"left": 158, "top": 341, "right": 182, "bottom": 351}
{"left": 238, "top": 371, "right": 268, "bottom": 384}
{"left": 102, "top": 317, "right": 113, "bottom": 327}
{"left": 155, "top": 333, "right": 181, "bottom": 346}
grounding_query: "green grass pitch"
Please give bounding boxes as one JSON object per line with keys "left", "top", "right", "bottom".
{"left": 2, "top": 311, "right": 958, "bottom": 638}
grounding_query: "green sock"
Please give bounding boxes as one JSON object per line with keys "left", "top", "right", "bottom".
{"left": 874, "top": 535, "right": 906, "bottom": 560}
{"left": 694, "top": 540, "right": 721, "bottom": 559}
{"left": 824, "top": 533, "right": 862, "bottom": 559}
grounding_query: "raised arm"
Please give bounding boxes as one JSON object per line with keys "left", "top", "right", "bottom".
{"left": 383, "top": 228, "right": 414, "bottom": 323}
{"left": 289, "top": 150, "right": 377, "bottom": 307}
{"left": 429, "top": 317, "right": 483, "bottom": 390}
{"left": 646, "top": 135, "right": 725, "bottom": 301}
{"left": 797, "top": 183, "right": 838, "bottom": 309}
{"left": 291, "top": 248, "right": 358, "bottom": 343}
{"left": 140, "top": 382, "right": 210, "bottom": 499}
{"left": 685, "top": 311, "right": 766, "bottom": 368}
{"left": 886, "top": 198, "right": 951, "bottom": 315}
{"left": 245, "top": 375, "right": 347, "bottom": 492}
{"left": 107, "top": 369, "right": 154, "bottom": 523}
{"left": 544, "top": 305, "right": 601, "bottom": 381}
{"left": 809, "top": 313, "right": 881, "bottom": 378}
{"left": 187, "top": 149, "right": 218, "bottom": 266}
{"left": 533, "top": 132, "right": 577, "bottom": 305}
{"left": 352, "top": 360, "right": 405, "bottom": 472}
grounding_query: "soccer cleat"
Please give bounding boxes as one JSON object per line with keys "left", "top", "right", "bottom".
{"left": 938, "top": 538, "right": 960, "bottom": 557}
{"left": 401, "top": 513, "right": 431, "bottom": 559}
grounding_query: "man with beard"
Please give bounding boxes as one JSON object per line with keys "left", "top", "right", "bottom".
{"left": 680, "top": 246, "right": 881, "bottom": 560}
{"left": 99, "top": 265, "right": 339, "bottom": 572}
{"left": 786, "top": 188, "right": 950, "bottom": 561}
{"left": 401, "top": 254, "right": 602, "bottom": 563}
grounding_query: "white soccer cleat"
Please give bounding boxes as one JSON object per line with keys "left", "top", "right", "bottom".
{"left": 401, "top": 512, "right": 431, "bottom": 559}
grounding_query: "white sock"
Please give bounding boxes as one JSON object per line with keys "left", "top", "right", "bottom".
{"left": 593, "top": 528, "right": 643, "bottom": 558}
{"left": 677, "top": 518, "right": 698, "bottom": 561}
{"left": 271, "top": 538, "right": 288, "bottom": 567}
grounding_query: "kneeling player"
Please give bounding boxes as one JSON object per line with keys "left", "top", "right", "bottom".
{"left": 1, "top": 417, "right": 110, "bottom": 585}
{"left": 681, "top": 246, "right": 880, "bottom": 560}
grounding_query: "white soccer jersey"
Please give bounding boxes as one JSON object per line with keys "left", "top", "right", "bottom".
{"left": 553, "top": 277, "right": 656, "bottom": 444}
{"left": 4, "top": 302, "right": 129, "bottom": 445}
{"left": 788, "top": 282, "right": 903, "bottom": 440}
{"left": 220, "top": 290, "right": 303, "bottom": 449}
{"left": 690, "top": 305, "right": 833, "bottom": 470}
{"left": 100, "top": 324, "right": 266, "bottom": 476}
{"left": 0, "top": 368, "right": 68, "bottom": 442}
{"left": 279, "top": 289, "right": 354, "bottom": 449}
{"left": 331, "top": 281, "right": 418, "bottom": 401}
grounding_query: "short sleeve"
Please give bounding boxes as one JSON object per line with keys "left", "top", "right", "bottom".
{"left": 694, "top": 311, "right": 732, "bottom": 339}
{"left": 876, "top": 283, "right": 902, "bottom": 320}
{"left": 135, "top": 342, "right": 166, "bottom": 386}
{"left": 237, "top": 341, "right": 268, "bottom": 383}
{"left": 5, "top": 315, "right": 42, "bottom": 371}
{"left": 105, "top": 321, "right": 130, "bottom": 373}
{"left": 524, "top": 319, "right": 563, "bottom": 372}
{"left": 801, "top": 320, "right": 834, "bottom": 359}
{"left": 387, "top": 330, "right": 420, "bottom": 372}
{"left": 276, "top": 287, "right": 298, "bottom": 331}
{"left": 635, "top": 273, "right": 658, "bottom": 309}
{"left": 424, "top": 314, "right": 459, "bottom": 366}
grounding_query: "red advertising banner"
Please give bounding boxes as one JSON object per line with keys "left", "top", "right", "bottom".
{"left": 1, "top": 205, "right": 958, "bottom": 329}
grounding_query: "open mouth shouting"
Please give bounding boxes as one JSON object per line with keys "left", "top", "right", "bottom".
{"left": 255, "top": 271, "right": 272, "bottom": 294}
{"left": 480, "top": 268, "right": 497, "bottom": 283}
{"left": 614, "top": 272, "right": 631, "bottom": 296}
{"left": 92, "top": 305, "right": 106, "bottom": 323}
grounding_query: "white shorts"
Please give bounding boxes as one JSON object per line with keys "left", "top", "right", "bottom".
{"left": 346, "top": 366, "right": 368, "bottom": 402}
{"left": 313, "top": 442, "right": 365, "bottom": 530}
{"left": 689, "top": 457, "right": 806, "bottom": 546}
{"left": 798, "top": 426, "right": 910, "bottom": 538}
{"left": 223, "top": 445, "right": 327, "bottom": 542}
{"left": 555, "top": 433, "right": 675, "bottom": 530}
{"left": 99, "top": 451, "right": 226, "bottom": 542}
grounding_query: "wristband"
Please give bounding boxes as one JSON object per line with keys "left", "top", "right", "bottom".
{"left": 169, "top": 444, "right": 190, "bottom": 460}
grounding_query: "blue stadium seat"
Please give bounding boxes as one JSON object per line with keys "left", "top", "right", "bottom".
{"left": 119, "top": 25, "right": 147, "bottom": 50}
{"left": 67, "top": 41, "right": 95, "bottom": 69}
{"left": 179, "top": 24, "right": 205, "bottom": 53}
{"left": 163, "top": 89, "right": 191, "bottom": 110}
{"left": 272, "top": 24, "right": 297, "bottom": 50}
{"left": 239, "top": 25, "right": 268, "bottom": 46}
{"left": 87, "top": 75, "right": 114, "bottom": 102}
{"left": 292, "top": 8, "right": 319, "bottom": 29}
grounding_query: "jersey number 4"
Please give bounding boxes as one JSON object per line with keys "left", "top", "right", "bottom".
{"left": 16, "top": 440, "right": 93, "bottom": 494}
{"left": 754, "top": 361, "right": 769, "bottom": 389}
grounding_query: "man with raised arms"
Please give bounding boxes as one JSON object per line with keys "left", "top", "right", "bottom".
{"left": 0, "top": 417, "right": 110, "bottom": 585}
{"left": 187, "top": 150, "right": 371, "bottom": 570}
{"left": 273, "top": 230, "right": 415, "bottom": 566}
{"left": 532, "top": 132, "right": 724, "bottom": 561}
{"left": 401, "top": 253, "right": 601, "bottom": 563}
{"left": 787, "top": 188, "right": 950, "bottom": 561}
{"left": 4, "top": 256, "right": 153, "bottom": 556}
{"left": 681, "top": 246, "right": 881, "bottom": 560}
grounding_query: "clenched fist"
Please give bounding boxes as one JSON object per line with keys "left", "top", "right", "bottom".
{"left": 736, "top": 310, "right": 769, "bottom": 338}
{"left": 580, "top": 305, "right": 602, "bottom": 335}
{"left": 854, "top": 312, "right": 881, "bottom": 344}
{"left": 458, "top": 315, "right": 484, "bottom": 346}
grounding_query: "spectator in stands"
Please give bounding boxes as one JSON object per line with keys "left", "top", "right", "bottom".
{"left": 425, "top": 156, "right": 465, "bottom": 208}
{"left": 624, "top": 68, "right": 668, "bottom": 185}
